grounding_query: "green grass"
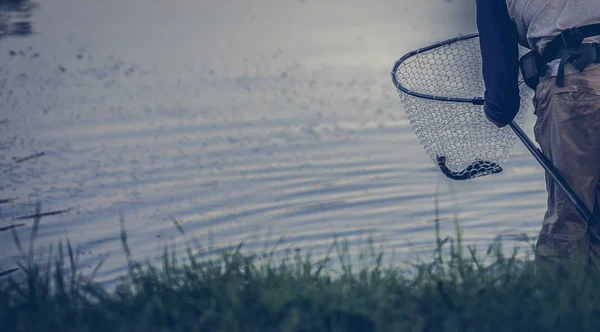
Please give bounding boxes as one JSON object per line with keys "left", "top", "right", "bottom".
{"left": 1, "top": 204, "right": 600, "bottom": 331}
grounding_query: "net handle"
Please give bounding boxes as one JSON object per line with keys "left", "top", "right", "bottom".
{"left": 390, "top": 33, "right": 485, "bottom": 105}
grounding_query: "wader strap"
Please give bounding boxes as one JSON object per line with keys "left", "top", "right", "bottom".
{"left": 554, "top": 44, "right": 600, "bottom": 87}
{"left": 543, "top": 24, "right": 600, "bottom": 60}
{"left": 555, "top": 51, "right": 571, "bottom": 88}
{"left": 541, "top": 24, "right": 600, "bottom": 87}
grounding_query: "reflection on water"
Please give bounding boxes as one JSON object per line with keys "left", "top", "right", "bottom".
{"left": 0, "top": 0, "right": 546, "bottom": 286}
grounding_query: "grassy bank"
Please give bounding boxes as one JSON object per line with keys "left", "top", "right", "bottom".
{"left": 1, "top": 210, "right": 599, "bottom": 331}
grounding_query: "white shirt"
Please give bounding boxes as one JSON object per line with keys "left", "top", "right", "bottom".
{"left": 506, "top": 0, "right": 600, "bottom": 76}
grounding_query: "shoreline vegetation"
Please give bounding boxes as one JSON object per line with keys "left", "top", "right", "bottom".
{"left": 1, "top": 203, "right": 599, "bottom": 332}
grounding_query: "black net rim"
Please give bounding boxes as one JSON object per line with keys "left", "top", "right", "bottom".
{"left": 390, "top": 33, "right": 486, "bottom": 106}
{"left": 389, "top": 33, "right": 533, "bottom": 181}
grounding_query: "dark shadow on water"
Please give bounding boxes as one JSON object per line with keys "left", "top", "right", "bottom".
{"left": 0, "top": 0, "right": 38, "bottom": 39}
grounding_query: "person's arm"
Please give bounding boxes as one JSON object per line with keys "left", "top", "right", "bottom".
{"left": 476, "top": 0, "right": 520, "bottom": 128}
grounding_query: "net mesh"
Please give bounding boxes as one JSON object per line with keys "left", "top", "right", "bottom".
{"left": 393, "top": 35, "right": 534, "bottom": 180}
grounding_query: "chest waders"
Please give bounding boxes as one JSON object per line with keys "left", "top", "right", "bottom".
{"left": 518, "top": 24, "right": 600, "bottom": 228}
{"left": 520, "top": 23, "right": 600, "bottom": 90}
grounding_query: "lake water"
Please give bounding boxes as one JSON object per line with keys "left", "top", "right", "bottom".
{"left": 0, "top": 0, "right": 546, "bottom": 285}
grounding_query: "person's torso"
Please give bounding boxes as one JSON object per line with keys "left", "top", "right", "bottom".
{"left": 506, "top": 0, "right": 600, "bottom": 76}
{"left": 506, "top": 0, "right": 600, "bottom": 52}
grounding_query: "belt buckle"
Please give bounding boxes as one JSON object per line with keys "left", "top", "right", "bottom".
{"left": 562, "top": 28, "right": 585, "bottom": 49}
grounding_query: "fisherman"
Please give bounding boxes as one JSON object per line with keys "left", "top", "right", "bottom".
{"left": 476, "top": 0, "right": 600, "bottom": 274}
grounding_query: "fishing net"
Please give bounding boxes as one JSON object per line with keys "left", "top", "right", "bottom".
{"left": 391, "top": 34, "right": 534, "bottom": 180}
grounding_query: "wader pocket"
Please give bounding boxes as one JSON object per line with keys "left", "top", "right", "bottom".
{"left": 520, "top": 50, "right": 547, "bottom": 91}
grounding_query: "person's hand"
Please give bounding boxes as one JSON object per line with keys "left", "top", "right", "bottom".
{"left": 485, "top": 111, "right": 507, "bottom": 128}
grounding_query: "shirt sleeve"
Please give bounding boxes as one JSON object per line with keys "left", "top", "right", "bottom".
{"left": 476, "top": 0, "right": 521, "bottom": 127}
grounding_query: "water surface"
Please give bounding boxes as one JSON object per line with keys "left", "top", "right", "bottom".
{"left": 0, "top": 0, "right": 545, "bottom": 285}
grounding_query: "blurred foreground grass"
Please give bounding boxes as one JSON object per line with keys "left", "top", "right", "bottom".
{"left": 1, "top": 203, "right": 599, "bottom": 332}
